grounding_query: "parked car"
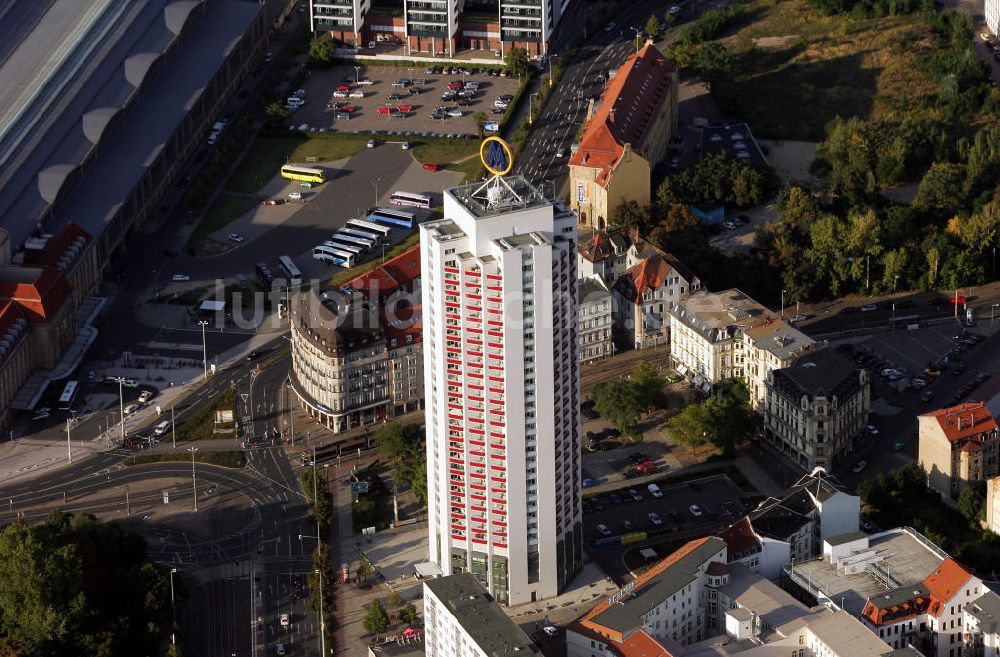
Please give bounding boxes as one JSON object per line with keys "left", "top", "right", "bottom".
{"left": 349, "top": 91, "right": 365, "bottom": 98}
{"left": 860, "top": 304, "right": 877, "bottom": 312}
{"left": 596, "top": 523, "right": 612, "bottom": 537}
{"left": 542, "top": 626, "right": 559, "bottom": 637}
{"left": 689, "top": 504, "right": 703, "bottom": 517}
{"left": 227, "top": 233, "right": 244, "bottom": 243}
{"left": 287, "top": 192, "right": 303, "bottom": 201}
{"left": 921, "top": 390, "right": 936, "bottom": 403}
{"left": 867, "top": 425, "right": 879, "bottom": 436}
{"left": 123, "top": 403, "right": 140, "bottom": 415}
{"left": 582, "top": 477, "right": 598, "bottom": 488}
{"left": 648, "top": 512, "right": 663, "bottom": 526}
{"left": 852, "top": 460, "right": 868, "bottom": 473}
{"left": 171, "top": 274, "right": 190, "bottom": 281}
{"left": 138, "top": 390, "right": 154, "bottom": 403}
{"left": 367, "top": 138, "right": 378, "bottom": 148}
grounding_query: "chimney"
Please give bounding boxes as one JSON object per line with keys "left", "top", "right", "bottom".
{"left": 610, "top": 108, "right": 616, "bottom": 124}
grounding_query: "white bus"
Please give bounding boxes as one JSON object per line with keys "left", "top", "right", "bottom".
{"left": 370, "top": 207, "right": 416, "bottom": 229}
{"left": 332, "top": 232, "right": 374, "bottom": 250}
{"left": 346, "top": 218, "right": 391, "bottom": 238}
{"left": 339, "top": 227, "right": 380, "bottom": 246}
{"left": 312, "top": 249, "right": 349, "bottom": 267}
{"left": 390, "top": 191, "right": 433, "bottom": 209}
{"left": 321, "top": 239, "right": 362, "bottom": 256}
{"left": 278, "top": 256, "right": 303, "bottom": 286}
{"left": 314, "top": 245, "right": 356, "bottom": 267}
{"left": 58, "top": 380, "right": 79, "bottom": 411}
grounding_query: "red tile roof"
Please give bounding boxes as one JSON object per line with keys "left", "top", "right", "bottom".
{"left": 0, "top": 266, "right": 72, "bottom": 322}
{"left": 921, "top": 402, "right": 997, "bottom": 444}
{"left": 31, "top": 222, "right": 93, "bottom": 270}
{"left": 614, "top": 254, "right": 695, "bottom": 303}
{"left": 569, "top": 44, "right": 675, "bottom": 188}
{"left": 923, "top": 558, "right": 973, "bottom": 614}
{"left": 619, "top": 630, "right": 674, "bottom": 657}
{"left": 344, "top": 244, "right": 422, "bottom": 345}
{"left": 718, "top": 517, "right": 761, "bottom": 560}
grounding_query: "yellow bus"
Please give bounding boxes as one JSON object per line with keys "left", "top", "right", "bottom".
{"left": 280, "top": 165, "right": 326, "bottom": 184}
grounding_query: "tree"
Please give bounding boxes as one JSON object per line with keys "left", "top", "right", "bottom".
{"left": 400, "top": 603, "right": 418, "bottom": 624}
{"left": 356, "top": 557, "right": 376, "bottom": 584}
{"left": 592, "top": 380, "right": 644, "bottom": 435}
{"left": 264, "top": 102, "right": 290, "bottom": 126}
{"left": 388, "top": 592, "right": 405, "bottom": 608}
{"left": 610, "top": 199, "right": 648, "bottom": 230}
{"left": 309, "top": 33, "right": 338, "bottom": 66}
{"left": 374, "top": 422, "right": 426, "bottom": 502}
{"left": 915, "top": 162, "right": 966, "bottom": 214}
{"left": 666, "top": 402, "right": 713, "bottom": 450}
{"left": 645, "top": 14, "right": 661, "bottom": 38}
{"left": 693, "top": 42, "right": 733, "bottom": 91}
{"left": 505, "top": 47, "right": 530, "bottom": 79}
{"left": 958, "top": 480, "right": 986, "bottom": 524}
{"left": 363, "top": 599, "right": 390, "bottom": 634}
{"left": 632, "top": 361, "right": 666, "bottom": 410}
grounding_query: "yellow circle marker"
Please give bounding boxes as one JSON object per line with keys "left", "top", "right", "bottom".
{"left": 480, "top": 136, "right": 514, "bottom": 177}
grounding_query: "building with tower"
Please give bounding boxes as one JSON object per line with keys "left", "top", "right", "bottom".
{"left": 419, "top": 150, "right": 582, "bottom": 605}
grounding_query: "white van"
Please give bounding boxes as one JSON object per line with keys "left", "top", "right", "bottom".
{"left": 483, "top": 121, "right": 500, "bottom": 132}
{"left": 647, "top": 483, "right": 663, "bottom": 498}
{"left": 154, "top": 420, "right": 171, "bottom": 436}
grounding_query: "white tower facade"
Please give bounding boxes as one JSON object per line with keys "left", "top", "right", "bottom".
{"left": 420, "top": 175, "right": 582, "bottom": 605}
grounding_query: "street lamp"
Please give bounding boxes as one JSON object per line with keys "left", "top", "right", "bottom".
{"left": 112, "top": 376, "right": 126, "bottom": 445}
{"left": 780, "top": 289, "right": 787, "bottom": 320}
{"left": 197, "top": 320, "right": 209, "bottom": 380}
{"left": 629, "top": 27, "right": 641, "bottom": 53}
{"left": 188, "top": 447, "right": 199, "bottom": 512}
{"left": 548, "top": 54, "right": 559, "bottom": 87}
{"left": 529, "top": 92, "right": 539, "bottom": 125}
{"left": 354, "top": 65, "right": 361, "bottom": 83}
{"left": 316, "top": 568, "right": 326, "bottom": 657}
{"left": 65, "top": 417, "right": 73, "bottom": 463}
{"left": 373, "top": 177, "right": 381, "bottom": 206}
{"left": 893, "top": 274, "right": 899, "bottom": 293}
{"left": 992, "top": 303, "right": 999, "bottom": 327}
{"left": 170, "top": 568, "right": 178, "bottom": 646}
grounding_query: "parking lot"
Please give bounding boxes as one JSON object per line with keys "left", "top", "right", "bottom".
{"left": 291, "top": 64, "right": 522, "bottom": 137}
{"left": 584, "top": 474, "right": 750, "bottom": 579}
{"left": 838, "top": 322, "right": 991, "bottom": 408}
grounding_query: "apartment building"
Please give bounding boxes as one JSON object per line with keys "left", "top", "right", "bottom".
{"left": 0, "top": 223, "right": 103, "bottom": 430}
{"left": 310, "top": 0, "right": 568, "bottom": 56}
{"left": 787, "top": 527, "right": 983, "bottom": 657}
{"left": 578, "top": 275, "right": 613, "bottom": 364}
{"left": 667, "top": 289, "right": 818, "bottom": 403}
{"left": 569, "top": 44, "right": 678, "bottom": 230}
{"left": 747, "top": 469, "right": 860, "bottom": 564}
{"left": 289, "top": 245, "right": 423, "bottom": 431}
{"left": 764, "top": 349, "right": 871, "bottom": 471}
{"left": 424, "top": 573, "right": 541, "bottom": 657}
{"left": 964, "top": 590, "right": 1000, "bottom": 657}
{"left": 918, "top": 402, "right": 1000, "bottom": 499}
{"left": 613, "top": 253, "right": 702, "bottom": 349}
{"left": 567, "top": 535, "right": 894, "bottom": 657}
{"left": 420, "top": 177, "right": 581, "bottom": 605}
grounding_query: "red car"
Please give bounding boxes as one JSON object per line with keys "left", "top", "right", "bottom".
{"left": 397, "top": 104, "right": 414, "bottom": 112}
{"left": 377, "top": 106, "right": 395, "bottom": 115}
{"left": 447, "top": 81, "right": 463, "bottom": 90}
{"left": 336, "top": 85, "right": 350, "bottom": 92}
{"left": 422, "top": 163, "right": 440, "bottom": 171}
{"left": 340, "top": 105, "right": 356, "bottom": 113}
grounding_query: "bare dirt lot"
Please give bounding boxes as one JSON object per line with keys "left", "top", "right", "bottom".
{"left": 291, "top": 63, "right": 522, "bottom": 137}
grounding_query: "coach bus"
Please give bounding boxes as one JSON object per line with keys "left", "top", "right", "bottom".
{"left": 58, "top": 380, "right": 79, "bottom": 411}
{"left": 339, "top": 227, "right": 381, "bottom": 246}
{"left": 346, "top": 218, "right": 391, "bottom": 238}
{"left": 321, "top": 240, "right": 362, "bottom": 256}
{"left": 312, "top": 248, "right": 349, "bottom": 268}
{"left": 278, "top": 255, "right": 303, "bottom": 286}
{"left": 390, "top": 191, "right": 433, "bottom": 209}
{"left": 369, "top": 208, "right": 415, "bottom": 229}
{"left": 314, "top": 245, "right": 356, "bottom": 267}
{"left": 255, "top": 262, "right": 275, "bottom": 289}
{"left": 332, "top": 231, "right": 374, "bottom": 250}
{"left": 280, "top": 165, "right": 326, "bottom": 184}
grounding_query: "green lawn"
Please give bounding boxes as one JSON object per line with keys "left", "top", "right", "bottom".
{"left": 324, "top": 232, "right": 421, "bottom": 287}
{"left": 708, "top": 0, "right": 938, "bottom": 140}
{"left": 173, "top": 389, "right": 238, "bottom": 443}
{"left": 408, "top": 138, "right": 480, "bottom": 167}
{"left": 188, "top": 195, "right": 259, "bottom": 249}
{"left": 126, "top": 450, "right": 246, "bottom": 468}
{"left": 226, "top": 133, "right": 371, "bottom": 194}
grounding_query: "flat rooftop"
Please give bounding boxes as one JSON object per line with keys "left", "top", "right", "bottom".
{"left": 786, "top": 529, "right": 945, "bottom": 616}
{"left": 424, "top": 574, "right": 541, "bottom": 657}
{"left": 446, "top": 175, "right": 549, "bottom": 219}
{"left": 668, "top": 288, "right": 774, "bottom": 343}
